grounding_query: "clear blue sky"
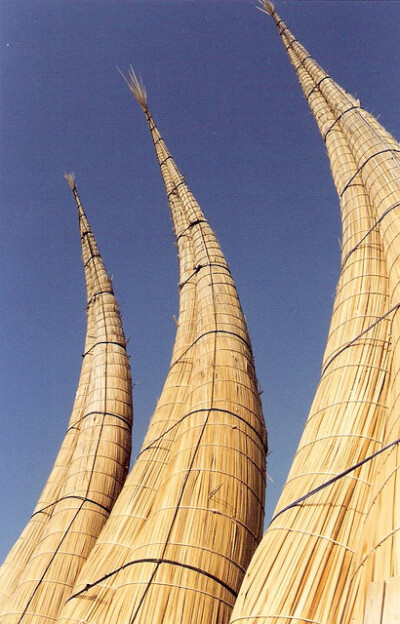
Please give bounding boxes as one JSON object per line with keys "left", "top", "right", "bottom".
{"left": 0, "top": 1, "right": 399, "bottom": 562}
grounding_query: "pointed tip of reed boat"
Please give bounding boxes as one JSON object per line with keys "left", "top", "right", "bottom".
{"left": 118, "top": 66, "right": 148, "bottom": 111}
{"left": 257, "top": 0, "right": 275, "bottom": 16}
{"left": 64, "top": 172, "right": 76, "bottom": 190}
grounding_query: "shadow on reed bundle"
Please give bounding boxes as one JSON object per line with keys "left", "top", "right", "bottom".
{"left": 0, "top": 176, "right": 133, "bottom": 624}
{"left": 230, "top": 4, "right": 400, "bottom": 624}
{"left": 56, "top": 74, "right": 267, "bottom": 624}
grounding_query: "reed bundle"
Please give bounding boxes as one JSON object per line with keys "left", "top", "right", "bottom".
{"left": 230, "top": 4, "right": 399, "bottom": 624}
{"left": 56, "top": 77, "right": 267, "bottom": 624}
{"left": 55, "top": 121, "right": 200, "bottom": 605}
{"left": 0, "top": 177, "right": 133, "bottom": 623}
{"left": 0, "top": 311, "right": 96, "bottom": 612}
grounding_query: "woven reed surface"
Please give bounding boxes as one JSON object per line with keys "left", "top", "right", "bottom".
{"left": 56, "top": 96, "right": 266, "bottom": 624}
{"left": 230, "top": 7, "right": 399, "bottom": 624}
{"left": 0, "top": 183, "right": 133, "bottom": 623}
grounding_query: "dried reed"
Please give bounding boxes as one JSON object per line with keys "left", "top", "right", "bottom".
{"left": 57, "top": 78, "right": 267, "bottom": 624}
{"left": 230, "top": 7, "right": 399, "bottom": 624}
{"left": 0, "top": 179, "right": 133, "bottom": 623}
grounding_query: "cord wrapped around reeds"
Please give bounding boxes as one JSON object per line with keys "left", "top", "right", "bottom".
{"left": 0, "top": 176, "right": 133, "bottom": 623}
{"left": 56, "top": 128, "right": 200, "bottom": 605}
{"left": 56, "top": 74, "right": 267, "bottom": 624}
{"left": 230, "top": 5, "right": 399, "bottom": 624}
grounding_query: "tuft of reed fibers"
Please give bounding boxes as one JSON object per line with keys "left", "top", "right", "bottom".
{"left": 118, "top": 66, "right": 148, "bottom": 111}
{"left": 63, "top": 172, "right": 76, "bottom": 190}
{"left": 230, "top": 7, "right": 400, "bottom": 624}
{"left": 256, "top": 1, "right": 275, "bottom": 16}
{"left": 0, "top": 179, "right": 133, "bottom": 623}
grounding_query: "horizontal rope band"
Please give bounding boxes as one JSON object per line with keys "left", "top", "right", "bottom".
{"left": 285, "top": 38, "right": 298, "bottom": 51}
{"left": 68, "top": 556, "right": 238, "bottom": 601}
{"left": 170, "top": 328, "right": 253, "bottom": 372}
{"left": 88, "top": 289, "right": 114, "bottom": 302}
{"left": 153, "top": 136, "right": 164, "bottom": 146}
{"left": 231, "top": 615, "right": 321, "bottom": 623}
{"left": 269, "top": 437, "right": 400, "bottom": 526}
{"left": 176, "top": 218, "right": 208, "bottom": 242}
{"left": 84, "top": 253, "right": 101, "bottom": 268}
{"left": 130, "top": 539, "right": 246, "bottom": 573}
{"left": 139, "top": 405, "right": 267, "bottom": 459}
{"left": 306, "top": 75, "right": 332, "bottom": 100}
{"left": 340, "top": 148, "right": 400, "bottom": 197}
{"left": 178, "top": 262, "right": 231, "bottom": 289}
{"left": 83, "top": 339, "right": 127, "bottom": 357}
{"left": 321, "top": 302, "right": 399, "bottom": 376}
{"left": 341, "top": 200, "right": 400, "bottom": 269}
{"left": 286, "top": 469, "right": 371, "bottom": 489}
{"left": 80, "top": 230, "right": 92, "bottom": 239}
{"left": 267, "top": 525, "right": 357, "bottom": 553}
{"left": 67, "top": 410, "right": 132, "bottom": 433}
{"left": 31, "top": 494, "right": 111, "bottom": 518}
{"left": 159, "top": 155, "right": 173, "bottom": 167}
{"left": 323, "top": 105, "right": 361, "bottom": 142}
{"left": 168, "top": 181, "right": 186, "bottom": 198}
{"left": 148, "top": 504, "right": 261, "bottom": 542}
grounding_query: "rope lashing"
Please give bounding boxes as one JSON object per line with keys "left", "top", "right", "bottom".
{"left": 340, "top": 149, "right": 400, "bottom": 197}
{"left": 83, "top": 340, "right": 127, "bottom": 358}
{"left": 138, "top": 406, "right": 267, "bottom": 459}
{"left": 67, "top": 410, "right": 132, "bottom": 433}
{"left": 178, "top": 262, "right": 231, "bottom": 289}
{"left": 269, "top": 437, "right": 400, "bottom": 526}
{"left": 169, "top": 328, "right": 253, "bottom": 372}
{"left": 68, "top": 556, "right": 238, "bottom": 602}
{"left": 128, "top": 270, "right": 225, "bottom": 623}
{"left": 87, "top": 289, "right": 115, "bottom": 306}
{"left": 176, "top": 219, "right": 208, "bottom": 242}
{"left": 80, "top": 230, "right": 92, "bottom": 239}
{"left": 306, "top": 76, "right": 332, "bottom": 100}
{"left": 285, "top": 38, "right": 298, "bottom": 51}
{"left": 168, "top": 181, "right": 186, "bottom": 198}
{"left": 341, "top": 201, "right": 400, "bottom": 269}
{"left": 323, "top": 106, "right": 362, "bottom": 142}
{"left": 31, "top": 495, "right": 111, "bottom": 518}
{"left": 84, "top": 253, "right": 101, "bottom": 268}
{"left": 159, "top": 155, "right": 173, "bottom": 167}
{"left": 320, "top": 302, "right": 400, "bottom": 377}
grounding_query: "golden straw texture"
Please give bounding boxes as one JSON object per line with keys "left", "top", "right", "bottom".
{"left": 0, "top": 179, "right": 133, "bottom": 623}
{"left": 230, "top": 7, "right": 399, "bottom": 624}
{"left": 57, "top": 81, "right": 267, "bottom": 624}
{"left": 55, "top": 132, "right": 199, "bottom": 606}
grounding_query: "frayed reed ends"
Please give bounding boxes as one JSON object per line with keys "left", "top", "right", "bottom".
{"left": 257, "top": 1, "right": 275, "bottom": 16}
{"left": 118, "top": 66, "right": 148, "bottom": 111}
{"left": 64, "top": 172, "right": 76, "bottom": 190}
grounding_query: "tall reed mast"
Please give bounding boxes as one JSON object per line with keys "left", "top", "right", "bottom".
{"left": 57, "top": 74, "right": 267, "bottom": 624}
{"left": 230, "top": 3, "right": 399, "bottom": 624}
{"left": 0, "top": 176, "right": 133, "bottom": 624}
